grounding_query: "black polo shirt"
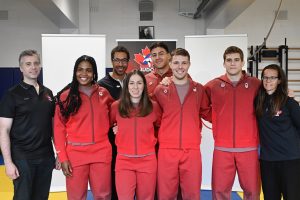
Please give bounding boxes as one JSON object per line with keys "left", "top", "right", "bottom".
{"left": 0, "top": 81, "right": 55, "bottom": 160}
{"left": 98, "top": 74, "right": 123, "bottom": 100}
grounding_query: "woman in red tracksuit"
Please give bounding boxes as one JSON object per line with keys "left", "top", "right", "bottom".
{"left": 54, "top": 55, "right": 113, "bottom": 200}
{"left": 110, "top": 69, "right": 161, "bottom": 200}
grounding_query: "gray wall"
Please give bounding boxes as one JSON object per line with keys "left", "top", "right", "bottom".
{"left": 0, "top": 0, "right": 205, "bottom": 67}
{"left": 1, "top": 0, "right": 299, "bottom": 67}
{"left": 0, "top": 0, "right": 59, "bottom": 67}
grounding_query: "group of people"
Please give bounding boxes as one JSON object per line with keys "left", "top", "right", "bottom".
{"left": 0, "top": 42, "right": 299, "bottom": 200}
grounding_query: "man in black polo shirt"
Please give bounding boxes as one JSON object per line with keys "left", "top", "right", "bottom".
{"left": 98, "top": 45, "right": 129, "bottom": 99}
{"left": 98, "top": 45, "right": 130, "bottom": 200}
{"left": 0, "top": 50, "right": 55, "bottom": 200}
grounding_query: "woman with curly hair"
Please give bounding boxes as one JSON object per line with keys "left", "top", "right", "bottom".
{"left": 54, "top": 55, "right": 113, "bottom": 200}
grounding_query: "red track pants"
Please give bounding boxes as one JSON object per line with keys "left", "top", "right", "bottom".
{"left": 212, "top": 150, "right": 261, "bottom": 200}
{"left": 115, "top": 154, "right": 157, "bottom": 200}
{"left": 66, "top": 162, "right": 111, "bottom": 200}
{"left": 157, "top": 149, "right": 202, "bottom": 200}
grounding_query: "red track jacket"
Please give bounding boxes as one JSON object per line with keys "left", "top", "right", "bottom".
{"left": 110, "top": 100, "right": 161, "bottom": 155}
{"left": 54, "top": 85, "right": 113, "bottom": 166}
{"left": 205, "top": 73, "right": 260, "bottom": 148}
{"left": 145, "top": 68, "right": 173, "bottom": 98}
{"left": 154, "top": 79, "right": 211, "bottom": 149}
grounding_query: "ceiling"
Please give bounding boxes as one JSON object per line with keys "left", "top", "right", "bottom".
{"left": 179, "top": 0, "right": 255, "bottom": 29}
{"left": 27, "top": 0, "right": 255, "bottom": 30}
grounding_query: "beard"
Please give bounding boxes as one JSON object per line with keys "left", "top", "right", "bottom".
{"left": 113, "top": 66, "right": 127, "bottom": 76}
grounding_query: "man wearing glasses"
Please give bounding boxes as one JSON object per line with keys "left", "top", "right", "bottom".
{"left": 99, "top": 46, "right": 130, "bottom": 100}
{"left": 98, "top": 45, "right": 130, "bottom": 200}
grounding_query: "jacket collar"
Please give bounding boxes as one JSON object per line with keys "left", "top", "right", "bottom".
{"left": 152, "top": 67, "right": 173, "bottom": 78}
{"left": 218, "top": 70, "right": 248, "bottom": 85}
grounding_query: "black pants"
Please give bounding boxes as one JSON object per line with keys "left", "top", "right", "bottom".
{"left": 13, "top": 157, "right": 55, "bottom": 200}
{"left": 108, "top": 129, "right": 118, "bottom": 200}
{"left": 260, "top": 159, "right": 300, "bottom": 200}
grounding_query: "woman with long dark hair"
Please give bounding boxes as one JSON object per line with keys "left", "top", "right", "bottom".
{"left": 110, "top": 70, "right": 161, "bottom": 200}
{"left": 255, "top": 64, "right": 300, "bottom": 200}
{"left": 54, "top": 55, "right": 113, "bottom": 200}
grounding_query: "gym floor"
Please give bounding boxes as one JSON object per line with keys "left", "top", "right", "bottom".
{"left": 0, "top": 155, "right": 246, "bottom": 199}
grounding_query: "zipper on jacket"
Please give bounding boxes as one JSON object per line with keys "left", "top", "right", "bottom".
{"left": 233, "top": 87, "right": 236, "bottom": 148}
{"left": 179, "top": 106, "right": 183, "bottom": 149}
{"left": 88, "top": 96, "right": 95, "bottom": 144}
{"left": 134, "top": 116, "right": 137, "bottom": 155}
{"left": 177, "top": 83, "right": 192, "bottom": 149}
{"left": 174, "top": 85, "right": 186, "bottom": 149}
{"left": 173, "top": 81, "right": 195, "bottom": 149}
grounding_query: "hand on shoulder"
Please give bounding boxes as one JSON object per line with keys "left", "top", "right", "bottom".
{"left": 160, "top": 76, "right": 173, "bottom": 86}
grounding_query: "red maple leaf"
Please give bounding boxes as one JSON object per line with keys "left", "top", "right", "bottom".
{"left": 133, "top": 46, "right": 154, "bottom": 73}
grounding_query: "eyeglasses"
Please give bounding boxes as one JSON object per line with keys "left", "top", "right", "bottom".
{"left": 112, "top": 58, "right": 129, "bottom": 64}
{"left": 262, "top": 76, "right": 278, "bottom": 81}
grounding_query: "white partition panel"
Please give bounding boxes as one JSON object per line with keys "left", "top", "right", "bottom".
{"left": 42, "top": 34, "right": 106, "bottom": 192}
{"left": 185, "top": 34, "right": 248, "bottom": 191}
{"left": 42, "top": 34, "right": 106, "bottom": 95}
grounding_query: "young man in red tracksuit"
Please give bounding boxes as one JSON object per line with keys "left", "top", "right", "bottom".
{"left": 110, "top": 70, "right": 161, "bottom": 200}
{"left": 146, "top": 42, "right": 173, "bottom": 98}
{"left": 54, "top": 55, "right": 114, "bottom": 200}
{"left": 147, "top": 42, "right": 184, "bottom": 200}
{"left": 154, "top": 48, "right": 211, "bottom": 200}
{"left": 204, "top": 46, "right": 261, "bottom": 200}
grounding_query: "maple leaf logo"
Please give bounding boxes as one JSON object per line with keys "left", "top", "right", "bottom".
{"left": 134, "top": 46, "right": 154, "bottom": 73}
